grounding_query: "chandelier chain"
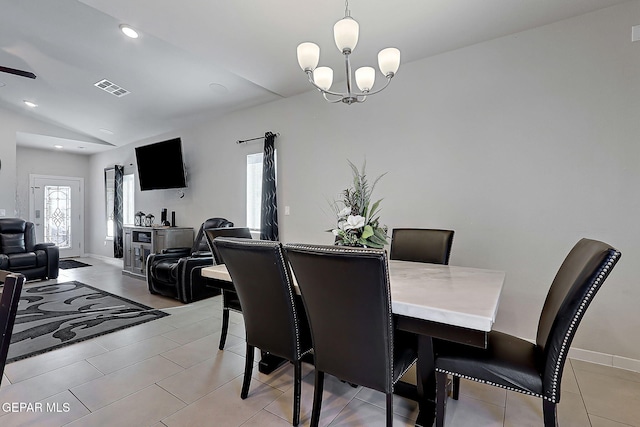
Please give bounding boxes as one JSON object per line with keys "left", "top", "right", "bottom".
{"left": 344, "top": 0, "right": 351, "bottom": 18}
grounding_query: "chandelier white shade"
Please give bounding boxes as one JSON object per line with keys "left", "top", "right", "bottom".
{"left": 334, "top": 18, "right": 359, "bottom": 52}
{"left": 355, "top": 66, "right": 374, "bottom": 91}
{"left": 313, "top": 67, "right": 333, "bottom": 91}
{"left": 297, "top": 42, "right": 320, "bottom": 72}
{"left": 296, "top": 1, "right": 400, "bottom": 105}
{"left": 378, "top": 48, "right": 401, "bottom": 76}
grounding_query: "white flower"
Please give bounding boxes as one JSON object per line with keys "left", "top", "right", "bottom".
{"left": 343, "top": 215, "right": 366, "bottom": 231}
{"left": 338, "top": 206, "right": 352, "bottom": 218}
{"left": 332, "top": 228, "right": 340, "bottom": 236}
{"left": 337, "top": 220, "right": 346, "bottom": 231}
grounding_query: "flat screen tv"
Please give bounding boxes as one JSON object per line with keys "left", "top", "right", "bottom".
{"left": 135, "top": 138, "right": 187, "bottom": 191}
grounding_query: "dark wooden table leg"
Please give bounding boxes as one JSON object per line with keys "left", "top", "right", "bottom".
{"left": 415, "top": 335, "right": 436, "bottom": 427}
{"left": 258, "top": 351, "right": 287, "bottom": 374}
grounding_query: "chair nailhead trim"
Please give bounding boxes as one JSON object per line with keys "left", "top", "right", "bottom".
{"left": 435, "top": 368, "right": 545, "bottom": 400}
{"left": 276, "top": 245, "right": 305, "bottom": 359}
{"left": 393, "top": 361, "right": 415, "bottom": 387}
{"left": 548, "top": 250, "right": 620, "bottom": 401}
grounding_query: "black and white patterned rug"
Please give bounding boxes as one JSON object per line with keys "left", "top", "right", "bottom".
{"left": 7, "top": 281, "right": 169, "bottom": 363}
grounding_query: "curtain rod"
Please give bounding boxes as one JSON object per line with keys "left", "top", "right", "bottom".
{"left": 236, "top": 132, "right": 280, "bottom": 144}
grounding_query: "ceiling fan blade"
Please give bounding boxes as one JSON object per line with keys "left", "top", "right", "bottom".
{"left": 0, "top": 66, "right": 36, "bottom": 79}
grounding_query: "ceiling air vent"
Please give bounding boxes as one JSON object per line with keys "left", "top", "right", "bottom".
{"left": 94, "top": 79, "right": 130, "bottom": 97}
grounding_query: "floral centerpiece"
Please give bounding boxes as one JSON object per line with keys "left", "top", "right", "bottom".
{"left": 330, "top": 160, "right": 389, "bottom": 248}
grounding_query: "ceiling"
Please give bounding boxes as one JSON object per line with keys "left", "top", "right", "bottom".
{"left": 0, "top": 0, "right": 629, "bottom": 155}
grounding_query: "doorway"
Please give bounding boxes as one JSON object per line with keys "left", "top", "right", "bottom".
{"left": 29, "top": 174, "right": 84, "bottom": 258}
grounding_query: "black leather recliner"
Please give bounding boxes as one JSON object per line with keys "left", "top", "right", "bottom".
{"left": 0, "top": 218, "right": 59, "bottom": 281}
{"left": 146, "top": 218, "right": 233, "bottom": 303}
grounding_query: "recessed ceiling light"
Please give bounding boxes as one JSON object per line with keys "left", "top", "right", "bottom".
{"left": 99, "top": 128, "right": 114, "bottom": 135}
{"left": 119, "top": 24, "right": 139, "bottom": 39}
{"left": 54, "top": 145, "right": 63, "bottom": 149}
{"left": 209, "top": 83, "right": 228, "bottom": 94}
{"left": 23, "top": 100, "right": 38, "bottom": 108}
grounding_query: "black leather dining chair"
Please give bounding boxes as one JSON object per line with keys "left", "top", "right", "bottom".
{"left": 203, "top": 227, "right": 253, "bottom": 350}
{"left": 213, "top": 238, "right": 312, "bottom": 426}
{"left": 389, "top": 228, "right": 454, "bottom": 265}
{"left": 434, "top": 238, "right": 621, "bottom": 427}
{"left": 389, "top": 228, "right": 456, "bottom": 394}
{"left": 0, "top": 270, "right": 25, "bottom": 383}
{"left": 284, "top": 244, "right": 418, "bottom": 427}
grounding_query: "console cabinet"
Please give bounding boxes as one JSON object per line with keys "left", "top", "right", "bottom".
{"left": 123, "top": 226, "right": 194, "bottom": 278}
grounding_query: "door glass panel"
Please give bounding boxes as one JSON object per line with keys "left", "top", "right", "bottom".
{"left": 44, "top": 185, "right": 72, "bottom": 249}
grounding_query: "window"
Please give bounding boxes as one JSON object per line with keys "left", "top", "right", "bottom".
{"left": 246, "top": 151, "right": 276, "bottom": 231}
{"left": 105, "top": 169, "right": 135, "bottom": 239}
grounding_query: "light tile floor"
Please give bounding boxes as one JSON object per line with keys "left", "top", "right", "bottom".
{"left": 1, "top": 257, "right": 639, "bottom": 426}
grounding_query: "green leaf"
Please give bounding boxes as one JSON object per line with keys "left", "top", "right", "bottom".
{"left": 368, "top": 234, "right": 386, "bottom": 246}
{"left": 365, "top": 239, "right": 384, "bottom": 249}
{"left": 361, "top": 225, "right": 374, "bottom": 239}
{"left": 368, "top": 199, "right": 382, "bottom": 221}
{"left": 373, "top": 227, "right": 388, "bottom": 239}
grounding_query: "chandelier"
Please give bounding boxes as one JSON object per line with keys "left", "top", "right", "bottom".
{"left": 296, "top": 0, "right": 400, "bottom": 105}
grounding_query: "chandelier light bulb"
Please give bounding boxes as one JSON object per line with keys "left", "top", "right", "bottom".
{"left": 297, "top": 42, "right": 320, "bottom": 71}
{"left": 378, "top": 48, "right": 401, "bottom": 77}
{"left": 313, "top": 67, "right": 333, "bottom": 91}
{"left": 355, "top": 67, "right": 375, "bottom": 92}
{"left": 334, "top": 17, "right": 359, "bottom": 53}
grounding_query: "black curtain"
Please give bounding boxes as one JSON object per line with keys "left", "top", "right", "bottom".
{"left": 260, "top": 132, "right": 278, "bottom": 241}
{"left": 113, "top": 165, "right": 124, "bottom": 258}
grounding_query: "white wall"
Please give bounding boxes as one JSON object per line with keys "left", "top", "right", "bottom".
{"left": 0, "top": 105, "right": 97, "bottom": 217}
{"left": 0, "top": 108, "right": 30, "bottom": 216}
{"left": 87, "top": 1, "right": 640, "bottom": 361}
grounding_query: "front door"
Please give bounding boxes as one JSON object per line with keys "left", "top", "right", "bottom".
{"left": 29, "top": 175, "right": 84, "bottom": 258}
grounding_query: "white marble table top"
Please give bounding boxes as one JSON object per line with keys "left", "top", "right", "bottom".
{"left": 201, "top": 264, "right": 235, "bottom": 282}
{"left": 201, "top": 260, "right": 505, "bottom": 332}
{"left": 388, "top": 260, "right": 504, "bottom": 332}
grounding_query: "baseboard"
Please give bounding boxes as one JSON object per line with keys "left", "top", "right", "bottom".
{"left": 568, "top": 347, "right": 640, "bottom": 373}
{"left": 521, "top": 335, "right": 640, "bottom": 373}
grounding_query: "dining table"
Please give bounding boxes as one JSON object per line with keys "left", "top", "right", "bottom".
{"left": 201, "top": 259, "right": 505, "bottom": 427}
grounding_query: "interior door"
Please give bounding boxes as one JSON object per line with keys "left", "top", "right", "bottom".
{"left": 29, "top": 175, "right": 84, "bottom": 258}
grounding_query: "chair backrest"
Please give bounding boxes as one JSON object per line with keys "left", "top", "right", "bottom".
{"left": 284, "top": 243, "right": 395, "bottom": 394}
{"left": 389, "top": 228, "right": 454, "bottom": 264}
{"left": 0, "top": 271, "right": 25, "bottom": 381}
{"left": 204, "top": 227, "right": 252, "bottom": 264}
{"left": 191, "top": 218, "right": 233, "bottom": 253}
{"left": 214, "top": 238, "right": 307, "bottom": 361}
{"left": 536, "top": 238, "right": 621, "bottom": 401}
{"left": 0, "top": 218, "right": 36, "bottom": 254}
